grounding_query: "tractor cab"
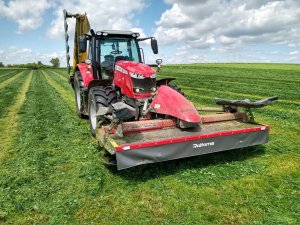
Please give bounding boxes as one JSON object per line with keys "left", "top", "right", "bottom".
{"left": 96, "top": 31, "right": 142, "bottom": 80}
{"left": 79, "top": 30, "right": 159, "bottom": 82}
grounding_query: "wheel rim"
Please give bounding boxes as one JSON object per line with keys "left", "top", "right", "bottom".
{"left": 75, "top": 82, "right": 81, "bottom": 110}
{"left": 90, "top": 99, "right": 97, "bottom": 131}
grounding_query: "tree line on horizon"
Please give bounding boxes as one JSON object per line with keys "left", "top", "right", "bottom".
{"left": 0, "top": 58, "right": 60, "bottom": 69}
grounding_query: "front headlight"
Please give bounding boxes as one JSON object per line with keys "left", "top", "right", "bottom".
{"left": 150, "top": 73, "right": 156, "bottom": 78}
{"left": 133, "top": 87, "right": 145, "bottom": 93}
{"left": 151, "top": 87, "right": 157, "bottom": 92}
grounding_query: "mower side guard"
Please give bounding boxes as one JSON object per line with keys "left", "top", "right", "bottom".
{"left": 215, "top": 96, "right": 278, "bottom": 108}
{"left": 151, "top": 85, "right": 201, "bottom": 124}
{"left": 215, "top": 96, "right": 278, "bottom": 122}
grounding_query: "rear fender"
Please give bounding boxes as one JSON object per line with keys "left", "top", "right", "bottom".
{"left": 151, "top": 85, "right": 201, "bottom": 123}
{"left": 77, "top": 63, "right": 94, "bottom": 88}
{"left": 87, "top": 79, "right": 112, "bottom": 93}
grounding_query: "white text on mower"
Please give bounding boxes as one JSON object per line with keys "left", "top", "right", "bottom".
{"left": 193, "top": 142, "right": 215, "bottom": 149}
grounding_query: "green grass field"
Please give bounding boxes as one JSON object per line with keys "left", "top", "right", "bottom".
{"left": 0, "top": 64, "right": 299, "bottom": 224}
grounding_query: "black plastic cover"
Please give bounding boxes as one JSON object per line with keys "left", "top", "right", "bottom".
{"left": 215, "top": 96, "right": 278, "bottom": 108}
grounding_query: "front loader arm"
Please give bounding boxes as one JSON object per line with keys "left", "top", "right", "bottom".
{"left": 63, "top": 9, "right": 90, "bottom": 85}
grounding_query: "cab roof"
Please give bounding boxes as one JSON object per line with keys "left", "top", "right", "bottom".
{"left": 96, "top": 30, "right": 140, "bottom": 37}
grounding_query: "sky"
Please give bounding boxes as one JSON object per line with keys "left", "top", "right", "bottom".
{"left": 0, "top": 0, "right": 299, "bottom": 66}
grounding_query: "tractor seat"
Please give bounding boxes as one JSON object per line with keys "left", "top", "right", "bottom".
{"left": 101, "top": 55, "right": 115, "bottom": 78}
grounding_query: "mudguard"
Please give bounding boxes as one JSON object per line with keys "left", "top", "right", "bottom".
{"left": 76, "top": 63, "right": 94, "bottom": 87}
{"left": 151, "top": 85, "right": 201, "bottom": 123}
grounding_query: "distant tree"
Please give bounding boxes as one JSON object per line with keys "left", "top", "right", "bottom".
{"left": 50, "top": 58, "right": 60, "bottom": 68}
{"left": 0, "top": 62, "right": 4, "bottom": 67}
{"left": 32, "top": 62, "right": 38, "bottom": 70}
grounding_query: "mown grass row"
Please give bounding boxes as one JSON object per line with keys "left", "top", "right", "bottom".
{"left": 164, "top": 64, "right": 300, "bottom": 81}
{"left": 0, "top": 70, "right": 104, "bottom": 223}
{"left": 0, "top": 71, "right": 27, "bottom": 90}
{"left": 0, "top": 71, "right": 31, "bottom": 118}
{"left": 0, "top": 69, "right": 18, "bottom": 76}
{"left": 0, "top": 65, "right": 299, "bottom": 224}
{"left": 0, "top": 70, "right": 21, "bottom": 82}
{"left": 0, "top": 70, "right": 33, "bottom": 161}
{"left": 160, "top": 73, "right": 299, "bottom": 104}
{"left": 160, "top": 69, "right": 300, "bottom": 86}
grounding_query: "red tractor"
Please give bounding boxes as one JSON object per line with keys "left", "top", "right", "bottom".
{"left": 63, "top": 10, "right": 277, "bottom": 170}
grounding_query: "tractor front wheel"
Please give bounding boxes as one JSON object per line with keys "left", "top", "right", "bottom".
{"left": 88, "top": 86, "right": 117, "bottom": 137}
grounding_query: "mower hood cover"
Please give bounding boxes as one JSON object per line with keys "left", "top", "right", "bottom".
{"left": 151, "top": 85, "right": 201, "bottom": 123}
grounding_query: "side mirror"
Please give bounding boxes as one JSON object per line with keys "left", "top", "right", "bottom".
{"left": 156, "top": 59, "right": 163, "bottom": 65}
{"left": 78, "top": 36, "right": 87, "bottom": 53}
{"left": 156, "top": 59, "right": 163, "bottom": 72}
{"left": 151, "top": 38, "right": 158, "bottom": 54}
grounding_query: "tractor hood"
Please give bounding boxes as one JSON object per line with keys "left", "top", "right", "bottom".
{"left": 151, "top": 85, "right": 202, "bottom": 123}
{"left": 115, "top": 61, "right": 156, "bottom": 78}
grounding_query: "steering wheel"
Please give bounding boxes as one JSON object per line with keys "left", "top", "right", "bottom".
{"left": 111, "top": 50, "right": 122, "bottom": 54}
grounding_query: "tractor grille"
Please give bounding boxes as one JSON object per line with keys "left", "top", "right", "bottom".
{"left": 132, "top": 77, "right": 156, "bottom": 93}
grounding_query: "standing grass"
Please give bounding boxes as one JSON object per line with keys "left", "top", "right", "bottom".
{"left": 0, "top": 64, "right": 299, "bottom": 224}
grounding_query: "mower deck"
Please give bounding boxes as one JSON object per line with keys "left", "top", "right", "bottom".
{"left": 96, "top": 113, "right": 269, "bottom": 170}
{"left": 115, "top": 120, "right": 262, "bottom": 145}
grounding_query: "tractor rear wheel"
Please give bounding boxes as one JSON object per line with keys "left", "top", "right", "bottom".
{"left": 88, "top": 86, "right": 117, "bottom": 137}
{"left": 74, "top": 71, "right": 86, "bottom": 117}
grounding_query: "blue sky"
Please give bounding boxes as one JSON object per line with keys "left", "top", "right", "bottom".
{"left": 0, "top": 0, "right": 299, "bottom": 66}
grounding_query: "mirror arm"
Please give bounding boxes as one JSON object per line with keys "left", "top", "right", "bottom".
{"left": 137, "top": 37, "right": 153, "bottom": 42}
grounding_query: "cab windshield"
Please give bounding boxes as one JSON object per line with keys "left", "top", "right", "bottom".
{"left": 99, "top": 37, "right": 140, "bottom": 79}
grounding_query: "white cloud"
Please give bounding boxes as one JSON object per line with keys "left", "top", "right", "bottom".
{"left": 156, "top": 3, "right": 194, "bottom": 28}
{"left": 47, "top": 0, "right": 146, "bottom": 39}
{"left": 0, "top": 47, "right": 65, "bottom": 66}
{"left": 289, "top": 51, "right": 299, "bottom": 56}
{"left": 153, "top": 0, "right": 300, "bottom": 63}
{"left": 155, "top": 0, "right": 300, "bottom": 49}
{"left": 288, "top": 44, "right": 297, "bottom": 48}
{"left": 0, "top": 0, "right": 51, "bottom": 33}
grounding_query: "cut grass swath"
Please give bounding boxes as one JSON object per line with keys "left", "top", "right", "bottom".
{"left": 0, "top": 70, "right": 33, "bottom": 161}
{"left": 0, "top": 71, "right": 19, "bottom": 82}
{"left": 0, "top": 71, "right": 30, "bottom": 118}
{"left": 0, "top": 70, "right": 104, "bottom": 224}
{"left": 42, "top": 70, "right": 75, "bottom": 107}
{"left": 0, "top": 71, "right": 26, "bottom": 90}
{"left": 46, "top": 69, "right": 68, "bottom": 82}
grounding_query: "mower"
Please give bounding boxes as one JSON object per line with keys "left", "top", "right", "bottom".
{"left": 63, "top": 10, "right": 278, "bottom": 170}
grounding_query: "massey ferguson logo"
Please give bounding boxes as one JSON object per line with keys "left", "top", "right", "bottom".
{"left": 115, "top": 65, "right": 128, "bottom": 74}
{"left": 193, "top": 142, "right": 215, "bottom": 149}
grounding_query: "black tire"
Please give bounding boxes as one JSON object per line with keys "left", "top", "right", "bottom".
{"left": 168, "top": 83, "right": 185, "bottom": 96}
{"left": 88, "top": 86, "right": 117, "bottom": 137}
{"left": 74, "top": 71, "right": 86, "bottom": 117}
